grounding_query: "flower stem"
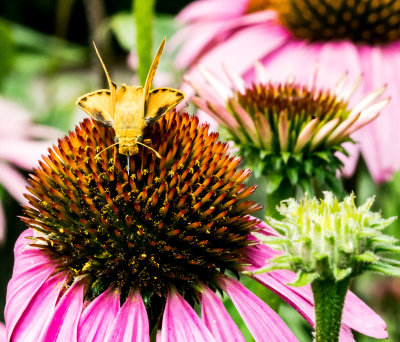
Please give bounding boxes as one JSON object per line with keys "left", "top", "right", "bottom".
{"left": 311, "top": 277, "right": 350, "bottom": 342}
{"left": 133, "top": 0, "right": 155, "bottom": 85}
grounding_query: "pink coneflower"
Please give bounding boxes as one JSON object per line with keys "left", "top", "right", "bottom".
{"left": 173, "top": 0, "right": 400, "bottom": 183}
{"left": 185, "top": 63, "right": 387, "bottom": 196}
{"left": 5, "top": 111, "right": 387, "bottom": 341}
{"left": 0, "top": 98, "right": 60, "bottom": 242}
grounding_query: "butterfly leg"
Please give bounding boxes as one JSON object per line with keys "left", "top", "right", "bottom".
{"left": 127, "top": 153, "right": 130, "bottom": 176}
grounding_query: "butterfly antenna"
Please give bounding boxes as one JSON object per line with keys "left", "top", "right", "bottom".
{"left": 127, "top": 153, "right": 130, "bottom": 176}
{"left": 136, "top": 141, "right": 162, "bottom": 159}
{"left": 94, "top": 142, "right": 119, "bottom": 159}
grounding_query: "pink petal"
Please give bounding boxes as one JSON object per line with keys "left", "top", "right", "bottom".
{"left": 6, "top": 230, "right": 57, "bottom": 340}
{"left": 105, "top": 291, "right": 150, "bottom": 342}
{"left": 199, "top": 23, "right": 289, "bottom": 77}
{"left": 0, "top": 202, "right": 5, "bottom": 243}
{"left": 315, "top": 41, "right": 362, "bottom": 94}
{"left": 222, "top": 277, "right": 298, "bottom": 342}
{"left": 161, "top": 290, "right": 216, "bottom": 342}
{"left": 342, "top": 291, "right": 387, "bottom": 339}
{"left": 340, "top": 325, "right": 355, "bottom": 342}
{"left": 176, "top": 0, "right": 247, "bottom": 23}
{"left": 250, "top": 272, "right": 314, "bottom": 327}
{"left": 201, "top": 286, "right": 245, "bottom": 342}
{"left": 0, "top": 322, "right": 5, "bottom": 342}
{"left": 40, "top": 279, "right": 86, "bottom": 342}
{"left": 78, "top": 287, "right": 120, "bottom": 342}
{"left": 0, "top": 140, "right": 53, "bottom": 170}
{"left": 10, "top": 272, "right": 68, "bottom": 342}
{"left": 256, "top": 39, "right": 319, "bottom": 84}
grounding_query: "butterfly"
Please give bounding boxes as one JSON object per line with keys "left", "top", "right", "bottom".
{"left": 76, "top": 37, "right": 185, "bottom": 158}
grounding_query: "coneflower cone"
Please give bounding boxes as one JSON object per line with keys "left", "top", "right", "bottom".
{"left": 21, "top": 111, "right": 261, "bottom": 327}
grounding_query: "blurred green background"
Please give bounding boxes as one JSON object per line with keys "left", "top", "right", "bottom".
{"left": 0, "top": 1, "right": 399, "bottom": 341}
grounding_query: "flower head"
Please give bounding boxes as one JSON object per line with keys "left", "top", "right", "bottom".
{"left": 187, "top": 65, "right": 387, "bottom": 193}
{"left": 257, "top": 192, "right": 399, "bottom": 285}
{"left": 174, "top": 0, "right": 400, "bottom": 182}
{"left": 6, "top": 111, "right": 388, "bottom": 341}
{"left": 271, "top": 0, "right": 400, "bottom": 45}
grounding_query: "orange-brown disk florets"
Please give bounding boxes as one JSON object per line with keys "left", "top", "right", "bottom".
{"left": 272, "top": 0, "right": 400, "bottom": 45}
{"left": 22, "top": 111, "right": 261, "bottom": 318}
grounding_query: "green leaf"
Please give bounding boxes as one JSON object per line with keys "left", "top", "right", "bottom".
{"left": 0, "top": 20, "right": 14, "bottom": 86}
{"left": 266, "top": 174, "right": 284, "bottom": 193}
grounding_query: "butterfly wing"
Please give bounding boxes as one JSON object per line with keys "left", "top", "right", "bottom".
{"left": 145, "top": 88, "right": 185, "bottom": 123}
{"left": 76, "top": 90, "right": 114, "bottom": 126}
{"left": 143, "top": 38, "right": 166, "bottom": 110}
{"left": 93, "top": 42, "right": 117, "bottom": 110}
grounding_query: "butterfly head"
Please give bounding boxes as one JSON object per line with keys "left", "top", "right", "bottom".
{"left": 117, "top": 137, "right": 140, "bottom": 156}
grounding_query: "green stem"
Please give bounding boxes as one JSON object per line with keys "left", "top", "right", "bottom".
{"left": 311, "top": 278, "right": 350, "bottom": 342}
{"left": 266, "top": 181, "right": 295, "bottom": 219}
{"left": 133, "top": 0, "right": 155, "bottom": 85}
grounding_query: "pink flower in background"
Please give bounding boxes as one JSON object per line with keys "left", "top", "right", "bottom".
{"left": 0, "top": 98, "right": 60, "bottom": 242}
{"left": 173, "top": 0, "right": 400, "bottom": 183}
{"left": 5, "top": 113, "right": 387, "bottom": 341}
{"left": 0, "top": 322, "right": 4, "bottom": 342}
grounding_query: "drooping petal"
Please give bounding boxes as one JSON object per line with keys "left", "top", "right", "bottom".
{"left": 250, "top": 272, "right": 314, "bottom": 327}
{"left": 105, "top": 291, "right": 150, "bottom": 342}
{"left": 5, "top": 230, "right": 57, "bottom": 340}
{"left": 10, "top": 272, "right": 68, "bottom": 342}
{"left": 341, "top": 291, "right": 387, "bottom": 339}
{"left": 78, "top": 287, "right": 120, "bottom": 342}
{"left": 201, "top": 286, "right": 245, "bottom": 342}
{"left": 39, "top": 279, "right": 86, "bottom": 342}
{"left": 0, "top": 202, "right": 5, "bottom": 243}
{"left": 0, "top": 322, "right": 5, "bottom": 342}
{"left": 161, "top": 290, "right": 216, "bottom": 342}
{"left": 222, "top": 277, "right": 298, "bottom": 342}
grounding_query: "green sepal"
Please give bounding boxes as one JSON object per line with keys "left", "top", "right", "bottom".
{"left": 287, "top": 167, "right": 299, "bottom": 185}
{"left": 288, "top": 271, "right": 319, "bottom": 287}
{"left": 266, "top": 173, "right": 284, "bottom": 193}
{"left": 368, "top": 262, "right": 400, "bottom": 276}
{"left": 354, "top": 251, "right": 378, "bottom": 263}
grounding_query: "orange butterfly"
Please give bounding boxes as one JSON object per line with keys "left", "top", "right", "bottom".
{"left": 77, "top": 38, "right": 185, "bottom": 157}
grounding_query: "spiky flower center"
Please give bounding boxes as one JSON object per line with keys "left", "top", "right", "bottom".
{"left": 246, "top": 0, "right": 270, "bottom": 13}
{"left": 271, "top": 0, "right": 400, "bottom": 45}
{"left": 23, "top": 111, "right": 260, "bottom": 321}
{"left": 219, "top": 82, "right": 353, "bottom": 193}
{"left": 232, "top": 83, "right": 349, "bottom": 152}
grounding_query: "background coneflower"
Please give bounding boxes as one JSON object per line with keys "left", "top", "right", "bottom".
{"left": 174, "top": 0, "right": 400, "bottom": 183}
{"left": 186, "top": 65, "right": 387, "bottom": 216}
{"left": 0, "top": 98, "right": 61, "bottom": 243}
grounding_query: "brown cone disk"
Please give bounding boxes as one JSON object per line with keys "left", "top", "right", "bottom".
{"left": 272, "top": 0, "right": 400, "bottom": 45}
{"left": 22, "top": 111, "right": 261, "bottom": 307}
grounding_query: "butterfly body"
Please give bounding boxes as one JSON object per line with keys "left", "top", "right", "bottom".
{"left": 77, "top": 38, "right": 185, "bottom": 156}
